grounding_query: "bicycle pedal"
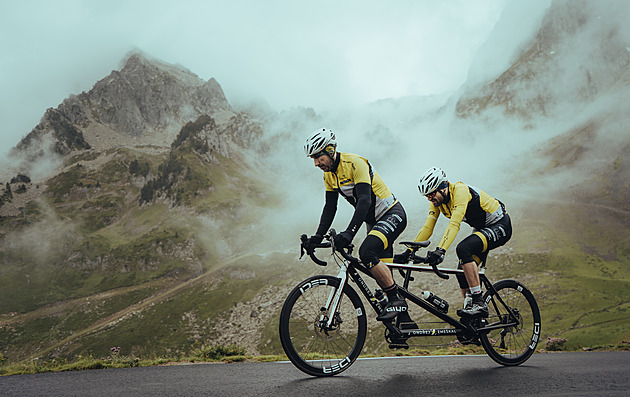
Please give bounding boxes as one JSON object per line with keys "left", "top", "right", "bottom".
{"left": 398, "top": 311, "right": 418, "bottom": 330}
{"left": 459, "top": 338, "right": 481, "bottom": 346}
{"left": 388, "top": 341, "right": 409, "bottom": 349}
{"left": 457, "top": 308, "right": 488, "bottom": 318}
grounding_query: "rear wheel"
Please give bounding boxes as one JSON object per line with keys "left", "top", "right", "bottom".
{"left": 480, "top": 279, "right": 541, "bottom": 366}
{"left": 279, "top": 275, "right": 367, "bottom": 376}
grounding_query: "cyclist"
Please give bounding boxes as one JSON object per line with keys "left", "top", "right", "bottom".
{"left": 302, "top": 128, "right": 408, "bottom": 322}
{"left": 397, "top": 167, "right": 512, "bottom": 316}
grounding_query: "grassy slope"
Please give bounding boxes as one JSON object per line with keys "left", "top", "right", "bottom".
{"left": 508, "top": 191, "right": 630, "bottom": 350}
{"left": 0, "top": 132, "right": 285, "bottom": 362}
{"left": 0, "top": 150, "right": 189, "bottom": 313}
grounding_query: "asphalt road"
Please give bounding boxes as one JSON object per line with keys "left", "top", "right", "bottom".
{"left": 1, "top": 352, "right": 629, "bottom": 396}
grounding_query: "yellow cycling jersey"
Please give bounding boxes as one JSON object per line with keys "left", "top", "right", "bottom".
{"left": 413, "top": 181, "right": 504, "bottom": 251}
{"left": 323, "top": 152, "right": 397, "bottom": 223}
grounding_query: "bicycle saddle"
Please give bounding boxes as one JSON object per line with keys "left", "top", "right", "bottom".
{"left": 399, "top": 241, "right": 430, "bottom": 250}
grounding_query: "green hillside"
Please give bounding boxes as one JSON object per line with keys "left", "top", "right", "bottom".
{"left": 0, "top": 114, "right": 285, "bottom": 363}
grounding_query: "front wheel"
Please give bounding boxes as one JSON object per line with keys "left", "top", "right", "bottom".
{"left": 480, "top": 279, "right": 541, "bottom": 366}
{"left": 279, "top": 275, "right": 367, "bottom": 377}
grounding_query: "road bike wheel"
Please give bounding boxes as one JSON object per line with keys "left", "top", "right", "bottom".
{"left": 480, "top": 279, "right": 541, "bottom": 366}
{"left": 279, "top": 275, "right": 367, "bottom": 377}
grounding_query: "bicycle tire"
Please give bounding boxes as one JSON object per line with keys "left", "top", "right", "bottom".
{"left": 480, "top": 279, "right": 541, "bottom": 366}
{"left": 279, "top": 275, "right": 367, "bottom": 377}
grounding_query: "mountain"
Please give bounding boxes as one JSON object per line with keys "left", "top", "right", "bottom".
{"left": 2, "top": 0, "right": 630, "bottom": 365}
{"left": 0, "top": 52, "right": 291, "bottom": 362}
{"left": 456, "top": 0, "right": 630, "bottom": 120}
{"left": 15, "top": 52, "right": 232, "bottom": 156}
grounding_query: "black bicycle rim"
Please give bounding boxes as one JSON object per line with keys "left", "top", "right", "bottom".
{"left": 480, "top": 279, "right": 541, "bottom": 366}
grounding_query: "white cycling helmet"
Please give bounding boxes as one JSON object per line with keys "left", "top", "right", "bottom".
{"left": 418, "top": 167, "right": 448, "bottom": 195}
{"left": 304, "top": 128, "right": 336, "bottom": 157}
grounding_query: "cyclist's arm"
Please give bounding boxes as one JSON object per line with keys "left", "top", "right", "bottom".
{"left": 437, "top": 183, "right": 471, "bottom": 250}
{"left": 316, "top": 190, "right": 339, "bottom": 236}
{"left": 413, "top": 206, "right": 439, "bottom": 242}
{"left": 345, "top": 182, "right": 371, "bottom": 235}
{"left": 343, "top": 157, "right": 373, "bottom": 235}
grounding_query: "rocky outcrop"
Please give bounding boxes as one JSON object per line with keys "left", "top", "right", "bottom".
{"left": 14, "top": 52, "right": 235, "bottom": 157}
{"left": 456, "top": 0, "right": 630, "bottom": 119}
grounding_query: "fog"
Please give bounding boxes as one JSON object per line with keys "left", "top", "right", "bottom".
{"left": 261, "top": 95, "right": 555, "bottom": 251}
{"left": 0, "top": 0, "right": 552, "bottom": 160}
{"left": 260, "top": 0, "right": 630, "bottom": 252}
{"left": 8, "top": 0, "right": 628, "bottom": 256}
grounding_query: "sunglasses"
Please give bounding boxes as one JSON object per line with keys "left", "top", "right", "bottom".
{"left": 310, "top": 151, "right": 327, "bottom": 159}
{"left": 425, "top": 190, "right": 439, "bottom": 199}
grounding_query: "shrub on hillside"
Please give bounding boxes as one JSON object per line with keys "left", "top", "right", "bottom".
{"left": 545, "top": 337, "right": 567, "bottom": 351}
{"left": 193, "top": 344, "right": 246, "bottom": 360}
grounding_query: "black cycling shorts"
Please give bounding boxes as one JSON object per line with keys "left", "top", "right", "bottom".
{"left": 359, "top": 201, "right": 407, "bottom": 268}
{"left": 455, "top": 213, "right": 512, "bottom": 288}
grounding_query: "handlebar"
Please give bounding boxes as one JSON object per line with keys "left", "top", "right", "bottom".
{"left": 403, "top": 255, "right": 450, "bottom": 280}
{"left": 300, "top": 231, "right": 450, "bottom": 280}
{"left": 299, "top": 234, "right": 330, "bottom": 266}
{"left": 300, "top": 230, "right": 359, "bottom": 266}
{"left": 328, "top": 229, "right": 360, "bottom": 264}
{"left": 429, "top": 261, "right": 450, "bottom": 280}
{"left": 398, "top": 241, "right": 450, "bottom": 280}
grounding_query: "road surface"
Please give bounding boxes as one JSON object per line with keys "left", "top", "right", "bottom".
{"left": 1, "top": 352, "right": 629, "bottom": 396}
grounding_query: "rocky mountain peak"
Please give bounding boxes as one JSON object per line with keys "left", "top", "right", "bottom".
{"left": 456, "top": 0, "right": 630, "bottom": 119}
{"left": 14, "top": 51, "right": 236, "bottom": 161}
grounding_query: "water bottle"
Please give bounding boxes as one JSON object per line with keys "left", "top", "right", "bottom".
{"left": 422, "top": 291, "right": 449, "bottom": 313}
{"left": 374, "top": 289, "right": 388, "bottom": 309}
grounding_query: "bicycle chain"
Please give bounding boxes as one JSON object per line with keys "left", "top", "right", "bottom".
{"left": 388, "top": 320, "right": 466, "bottom": 349}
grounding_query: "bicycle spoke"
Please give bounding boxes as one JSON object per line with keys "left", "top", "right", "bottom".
{"left": 280, "top": 276, "right": 367, "bottom": 376}
{"left": 480, "top": 280, "right": 541, "bottom": 365}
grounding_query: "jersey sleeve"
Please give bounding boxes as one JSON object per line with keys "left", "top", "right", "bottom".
{"left": 316, "top": 190, "right": 339, "bottom": 236}
{"left": 413, "top": 206, "right": 439, "bottom": 243}
{"left": 438, "top": 182, "right": 471, "bottom": 250}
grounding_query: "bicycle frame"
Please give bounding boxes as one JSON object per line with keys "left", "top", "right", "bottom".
{"left": 285, "top": 233, "right": 541, "bottom": 376}
{"left": 326, "top": 254, "right": 522, "bottom": 341}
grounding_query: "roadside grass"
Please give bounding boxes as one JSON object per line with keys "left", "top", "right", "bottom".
{"left": 0, "top": 344, "right": 255, "bottom": 376}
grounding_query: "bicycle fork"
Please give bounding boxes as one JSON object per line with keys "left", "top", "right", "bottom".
{"left": 320, "top": 260, "right": 350, "bottom": 330}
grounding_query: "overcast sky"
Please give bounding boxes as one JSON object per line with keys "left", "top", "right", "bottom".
{"left": 0, "top": 0, "right": 550, "bottom": 157}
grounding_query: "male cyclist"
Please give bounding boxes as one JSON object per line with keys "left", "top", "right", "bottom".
{"left": 302, "top": 128, "right": 408, "bottom": 322}
{"left": 397, "top": 167, "right": 512, "bottom": 317}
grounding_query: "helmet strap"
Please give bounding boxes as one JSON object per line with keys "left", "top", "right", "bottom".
{"left": 440, "top": 182, "right": 450, "bottom": 204}
{"left": 330, "top": 151, "right": 340, "bottom": 173}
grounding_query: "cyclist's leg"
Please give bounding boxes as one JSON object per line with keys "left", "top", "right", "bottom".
{"left": 457, "top": 213, "right": 513, "bottom": 291}
{"left": 359, "top": 202, "right": 407, "bottom": 283}
{"left": 457, "top": 214, "right": 512, "bottom": 314}
{"left": 456, "top": 235, "right": 486, "bottom": 296}
{"left": 359, "top": 202, "right": 407, "bottom": 320}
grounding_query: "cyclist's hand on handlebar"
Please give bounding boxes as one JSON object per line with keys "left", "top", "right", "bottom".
{"left": 303, "top": 234, "right": 323, "bottom": 252}
{"left": 393, "top": 249, "right": 413, "bottom": 264}
{"left": 427, "top": 247, "right": 446, "bottom": 266}
{"left": 333, "top": 230, "right": 353, "bottom": 249}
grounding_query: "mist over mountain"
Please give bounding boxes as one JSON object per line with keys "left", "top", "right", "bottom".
{"left": 1, "top": 0, "right": 629, "bottom": 364}
{"left": 457, "top": 0, "right": 630, "bottom": 120}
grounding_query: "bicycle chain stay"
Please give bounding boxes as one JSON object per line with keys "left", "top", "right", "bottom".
{"left": 386, "top": 319, "right": 481, "bottom": 349}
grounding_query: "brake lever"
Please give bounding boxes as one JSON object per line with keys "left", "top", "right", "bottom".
{"left": 299, "top": 234, "right": 308, "bottom": 259}
{"left": 329, "top": 228, "right": 359, "bottom": 264}
{"left": 299, "top": 234, "right": 328, "bottom": 266}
